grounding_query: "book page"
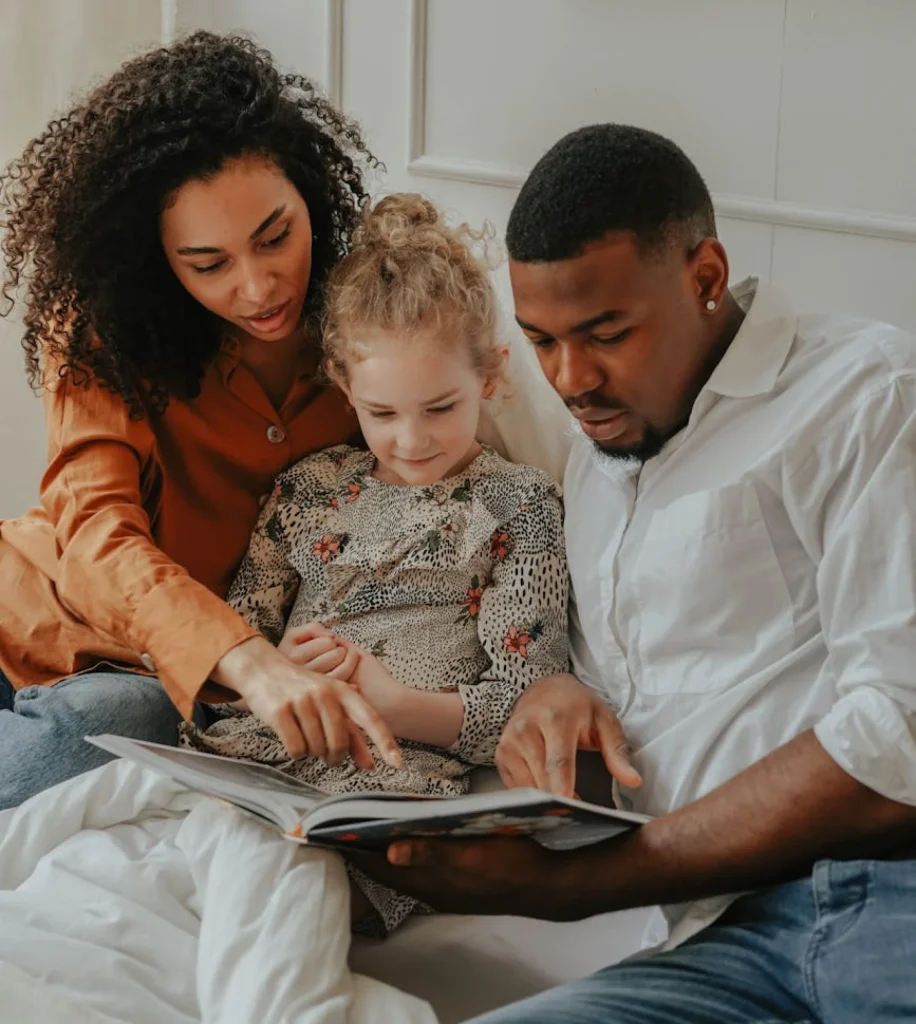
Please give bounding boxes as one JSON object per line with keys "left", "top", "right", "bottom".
{"left": 300, "top": 786, "right": 649, "bottom": 841}
{"left": 85, "top": 735, "right": 325, "bottom": 825}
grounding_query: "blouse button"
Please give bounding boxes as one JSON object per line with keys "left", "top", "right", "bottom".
{"left": 266, "top": 424, "right": 287, "bottom": 445}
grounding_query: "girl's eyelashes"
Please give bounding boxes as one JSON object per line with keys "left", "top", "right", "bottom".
{"left": 366, "top": 402, "right": 457, "bottom": 420}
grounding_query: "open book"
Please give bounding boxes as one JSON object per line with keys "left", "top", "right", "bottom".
{"left": 86, "top": 734, "right": 650, "bottom": 852}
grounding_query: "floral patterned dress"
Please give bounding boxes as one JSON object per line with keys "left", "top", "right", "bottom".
{"left": 181, "top": 444, "right": 569, "bottom": 934}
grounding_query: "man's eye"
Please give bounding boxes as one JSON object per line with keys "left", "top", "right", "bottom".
{"left": 529, "top": 337, "right": 555, "bottom": 350}
{"left": 590, "top": 328, "right": 632, "bottom": 345}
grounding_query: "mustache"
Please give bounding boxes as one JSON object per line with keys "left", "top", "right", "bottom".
{"left": 564, "top": 392, "right": 627, "bottom": 413}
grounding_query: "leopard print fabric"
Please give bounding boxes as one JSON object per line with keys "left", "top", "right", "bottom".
{"left": 181, "top": 444, "right": 569, "bottom": 934}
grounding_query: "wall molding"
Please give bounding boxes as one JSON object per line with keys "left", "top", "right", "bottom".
{"left": 324, "top": 0, "right": 344, "bottom": 108}
{"left": 160, "top": 0, "right": 177, "bottom": 43}
{"left": 405, "top": 0, "right": 916, "bottom": 244}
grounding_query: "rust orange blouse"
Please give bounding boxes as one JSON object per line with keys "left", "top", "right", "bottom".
{"left": 0, "top": 339, "right": 356, "bottom": 719}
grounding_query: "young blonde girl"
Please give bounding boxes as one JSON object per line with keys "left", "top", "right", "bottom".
{"left": 184, "top": 193, "right": 569, "bottom": 937}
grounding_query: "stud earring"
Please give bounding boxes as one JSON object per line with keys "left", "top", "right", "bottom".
{"left": 705, "top": 299, "right": 717, "bottom": 311}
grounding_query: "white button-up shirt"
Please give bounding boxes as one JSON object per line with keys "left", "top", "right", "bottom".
{"left": 564, "top": 278, "right": 916, "bottom": 946}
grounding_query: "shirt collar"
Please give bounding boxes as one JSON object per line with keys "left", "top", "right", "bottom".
{"left": 217, "top": 334, "right": 243, "bottom": 383}
{"left": 215, "top": 332, "right": 321, "bottom": 386}
{"left": 702, "top": 277, "right": 798, "bottom": 399}
{"left": 574, "top": 277, "right": 799, "bottom": 480}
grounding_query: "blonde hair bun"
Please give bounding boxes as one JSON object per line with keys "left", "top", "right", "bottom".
{"left": 322, "top": 192, "right": 505, "bottom": 389}
{"left": 357, "top": 193, "right": 441, "bottom": 248}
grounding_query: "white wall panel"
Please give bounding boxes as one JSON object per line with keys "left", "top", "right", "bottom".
{"left": 176, "top": 0, "right": 336, "bottom": 94}
{"left": 419, "top": 0, "right": 786, "bottom": 199}
{"left": 777, "top": 0, "right": 916, "bottom": 217}
{"left": 772, "top": 226, "right": 916, "bottom": 328}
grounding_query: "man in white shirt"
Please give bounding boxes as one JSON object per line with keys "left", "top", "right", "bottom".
{"left": 353, "top": 124, "right": 916, "bottom": 1022}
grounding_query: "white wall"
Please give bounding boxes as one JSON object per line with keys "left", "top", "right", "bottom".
{"left": 0, "top": 0, "right": 163, "bottom": 517}
{"left": 3, "top": 0, "right": 916, "bottom": 513}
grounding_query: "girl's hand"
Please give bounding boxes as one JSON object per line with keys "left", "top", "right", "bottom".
{"left": 279, "top": 622, "right": 360, "bottom": 681}
{"left": 342, "top": 642, "right": 414, "bottom": 724}
{"left": 280, "top": 624, "right": 408, "bottom": 716}
{"left": 213, "top": 635, "right": 402, "bottom": 770}
{"left": 276, "top": 626, "right": 465, "bottom": 748}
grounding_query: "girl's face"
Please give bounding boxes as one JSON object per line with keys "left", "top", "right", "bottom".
{"left": 342, "top": 332, "right": 491, "bottom": 486}
{"left": 161, "top": 154, "right": 313, "bottom": 346}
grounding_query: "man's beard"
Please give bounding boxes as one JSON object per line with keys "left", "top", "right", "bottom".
{"left": 565, "top": 392, "right": 684, "bottom": 464}
{"left": 589, "top": 422, "right": 671, "bottom": 464}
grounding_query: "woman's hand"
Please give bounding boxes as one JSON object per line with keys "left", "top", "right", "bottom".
{"left": 212, "top": 635, "right": 403, "bottom": 771}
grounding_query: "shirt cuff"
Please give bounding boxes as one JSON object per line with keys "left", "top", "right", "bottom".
{"left": 814, "top": 687, "right": 916, "bottom": 806}
{"left": 131, "top": 577, "right": 260, "bottom": 719}
{"left": 450, "top": 683, "right": 503, "bottom": 765}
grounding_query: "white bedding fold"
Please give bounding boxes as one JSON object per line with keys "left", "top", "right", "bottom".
{"left": 0, "top": 760, "right": 437, "bottom": 1024}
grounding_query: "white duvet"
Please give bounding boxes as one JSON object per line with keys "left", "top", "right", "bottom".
{"left": 0, "top": 760, "right": 437, "bottom": 1024}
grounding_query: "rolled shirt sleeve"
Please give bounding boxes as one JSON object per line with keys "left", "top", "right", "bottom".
{"left": 799, "top": 376, "right": 916, "bottom": 804}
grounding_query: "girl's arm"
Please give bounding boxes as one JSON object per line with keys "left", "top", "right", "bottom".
{"left": 457, "top": 476, "right": 569, "bottom": 764}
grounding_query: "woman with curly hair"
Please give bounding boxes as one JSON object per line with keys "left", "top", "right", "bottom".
{"left": 0, "top": 31, "right": 402, "bottom": 809}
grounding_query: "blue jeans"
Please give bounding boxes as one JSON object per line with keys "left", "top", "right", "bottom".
{"left": 469, "top": 855, "right": 916, "bottom": 1023}
{"left": 0, "top": 667, "right": 193, "bottom": 810}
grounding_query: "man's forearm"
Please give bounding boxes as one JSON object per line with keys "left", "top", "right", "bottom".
{"left": 555, "top": 729, "right": 916, "bottom": 919}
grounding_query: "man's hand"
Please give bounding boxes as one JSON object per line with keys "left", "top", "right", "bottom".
{"left": 496, "top": 673, "right": 641, "bottom": 797}
{"left": 348, "top": 835, "right": 583, "bottom": 919}
{"left": 350, "top": 730, "right": 916, "bottom": 927}
{"left": 213, "top": 636, "right": 402, "bottom": 770}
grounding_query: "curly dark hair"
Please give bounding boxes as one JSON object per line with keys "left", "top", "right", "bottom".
{"left": 0, "top": 30, "right": 378, "bottom": 415}
{"left": 506, "top": 124, "right": 716, "bottom": 263}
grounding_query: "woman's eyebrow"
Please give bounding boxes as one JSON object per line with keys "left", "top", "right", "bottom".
{"left": 175, "top": 205, "right": 288, "bottom": 256}
{"left": 249, "top": 205, "right": 286, "bottom": 240}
